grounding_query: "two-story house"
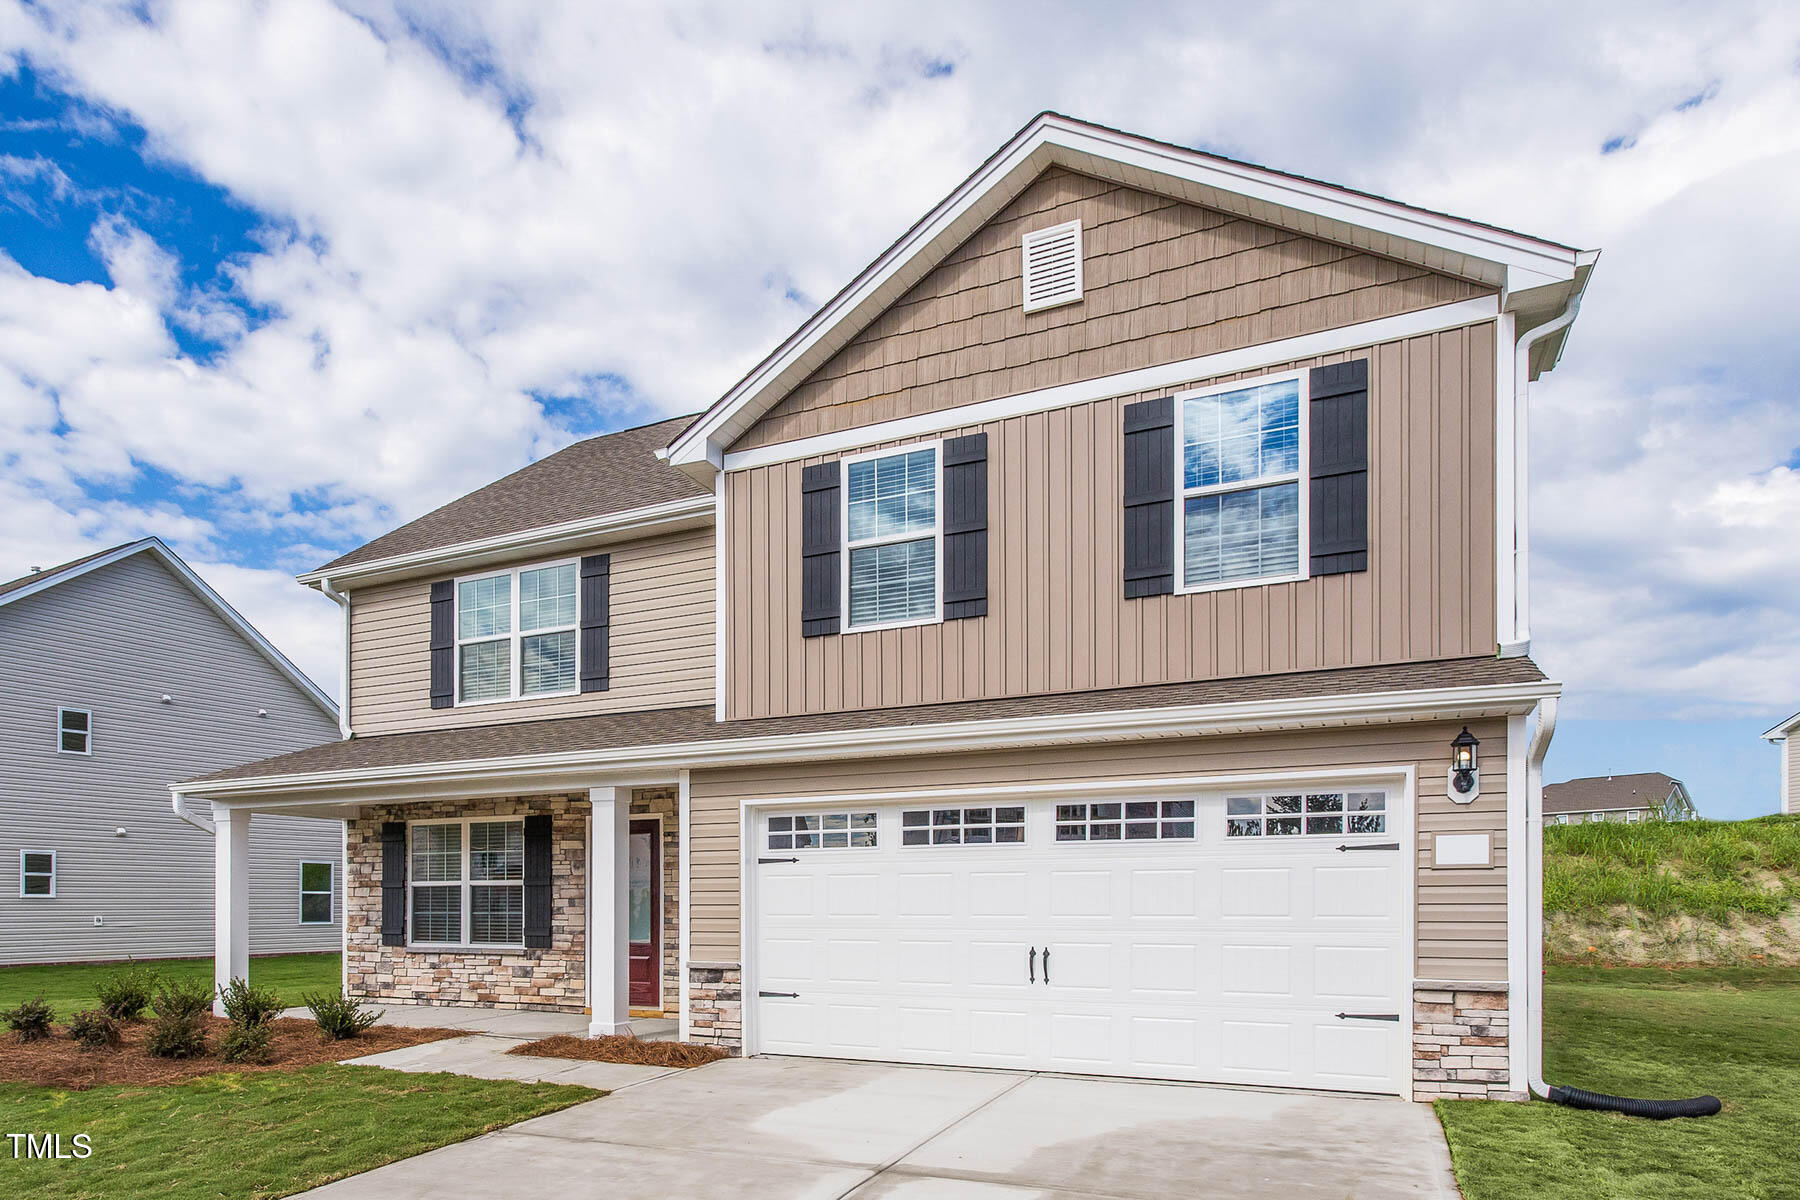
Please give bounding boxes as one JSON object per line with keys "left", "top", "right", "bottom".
{"left": 176, "top": 114, "right": 1594, "bottom": 1104}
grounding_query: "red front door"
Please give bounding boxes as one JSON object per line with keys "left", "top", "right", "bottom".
{"left": 627, "top": 819, "right": 661, "bottom": 1009}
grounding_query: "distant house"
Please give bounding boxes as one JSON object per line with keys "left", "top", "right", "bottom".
{"left": 1543, "top": 773, "right": 1697, "bottom": 825}
{"left": 1760, "top": 713, "right": 1799, "bottom": 815}
{"left": 0, "top": 538, "right": 344, "bottom": 964}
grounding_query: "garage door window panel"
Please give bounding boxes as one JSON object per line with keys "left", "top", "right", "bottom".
{"left": 768, "top": 812, "right": 877, "bottom": 850}
{"left": 1226, "top": 791, "right": 1385, "bottom": 838}
{"left": 901, "top": 806, "right": 1024, "bottom": 846}
{"left": 1056, "top": 800, "right": 1195, "bottom": 842}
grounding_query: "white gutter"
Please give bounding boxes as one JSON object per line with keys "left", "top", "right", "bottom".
{"left": 318, "top": 577, "right": 354, "bottom": 739}
{"left": 1525, "top": 694, "right": 1559, "bottom": 1099}
{"left": 171, "top": 790, "right": 215, "bottom": 833}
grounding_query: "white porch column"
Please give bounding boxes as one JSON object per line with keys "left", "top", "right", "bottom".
{"left": 213, "top": 806, "right": 251, "bottom": 1016}
{"left": 587, "top": 786, "right": 630, "bottom": 1036}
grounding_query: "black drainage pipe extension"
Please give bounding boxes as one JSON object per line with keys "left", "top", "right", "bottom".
{"left": 1545, "top": 1085, "right": 1722, "bottom": 1120}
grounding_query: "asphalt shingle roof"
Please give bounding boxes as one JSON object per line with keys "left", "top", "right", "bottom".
{"left": 1543, "top": 772, "right": 1681, "bottom": 814}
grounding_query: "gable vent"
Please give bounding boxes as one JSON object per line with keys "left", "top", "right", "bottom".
{"left": 1021, "top": 219, "right": 1083, "bottom": 313}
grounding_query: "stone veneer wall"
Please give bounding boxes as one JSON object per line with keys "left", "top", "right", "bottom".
{"left": 633, "top": 786, "right": 681, "bottom": 1016}
{"left": 346, "top": 793, "right": 589, "bottom": 1012}
{"left": 1412, "top": 985, "right": 1519, "bottom": 1101}
{"left": 686, "top": 963, "right": 742, "bottom": 1051}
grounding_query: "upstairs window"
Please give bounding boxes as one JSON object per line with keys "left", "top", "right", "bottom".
{"left": 1177, "top": 374, "right": 1306, "bottom": 591}
{"left": 844, "top": 445, "right": 940, "bottom": 630}
{"left": 57, "top": 708, "right": 91, "bottom": 755}
{"left": 456, "top": 561, "right": 579, "bottom": 703}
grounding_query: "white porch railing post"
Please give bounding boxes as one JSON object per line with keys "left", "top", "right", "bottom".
{"left": 213, "top": 806, "right": 251, "bottom": 1016}
{"left": 588, "top": 786, "right": 631, "bottom": 1036}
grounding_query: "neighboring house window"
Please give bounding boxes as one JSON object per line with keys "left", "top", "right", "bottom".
{"left": 20, "top": 851, "right": 55, "bottom": 897}
{"left": 1177, "top": 373, "right": 1305, "bottom": 591}
{"left": 455, "top": 561, "right": 579, "bottom": 703}
{"left": 57, "top": 708, "right": 91, "bottom": 755}
{"left": 768, "top": 812, "right": 878, "bottom": 850}
{"left": 299, "top": 861, "right": 333, "bottom": 924}
{"left": 1626, "top": 810, "right": 1641, "bottom": 824}
{"left": 408, "top": 820, "right": 524, "bottom": 946}
{"left": 844, "top": 444, "right": 940, "bottom": 630}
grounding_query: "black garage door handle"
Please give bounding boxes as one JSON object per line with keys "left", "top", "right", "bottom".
{"left": 1335, "top": 843, "right": 1400, "bottom": 852}
{"left": 758, "top": 991, "right": 799, "bottom": 999}
{"left": 1335, "top": 1012, "right": 1400, "bottom": 1021}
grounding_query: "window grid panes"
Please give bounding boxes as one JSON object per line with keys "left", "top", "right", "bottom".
{"left": 57, "top": 708, "right": 90, "bottom": 754}
{"left": 845, "top": 447, "right": 938, "bottom": 629}
{"left": 1179, "top": 377, "right": 1303, "bottom": 589}
{"left": 456, "top": 561, "right": 581, "bottom": 703}
{"left": 1056, "top": 800, "right": 1195, "bottom": 842}
{"left": 299, "top": 861, "right": 332, "bottom": 924}
{"left": 408, "top": 820, "right": 525, "bottom": 946}
{"left": 901, "top": 806, "right": 1026, "bottom": 846}
{"left": 20, "top": 851, "right": 54, "bottom": 897}
{"left": 1226, "top": 791, "right": 1386, "bottom": 838}
{"left": 767, "top": 812, "right": 878, "bottom": 850}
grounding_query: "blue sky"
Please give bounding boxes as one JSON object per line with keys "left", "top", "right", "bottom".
{"left": 2, "top": 2, "right": 1798, "bottom": 818}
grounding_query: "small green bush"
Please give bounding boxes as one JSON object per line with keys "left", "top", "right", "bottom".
{"left": 217, "top": 977, "right": 284, "bottom": 1028}
{"left": 68, "top": 1009, "right": 122, "bottom": 1050}
{"left": 2, "top": 996, "right": 54, "bottom": 1042}
{"left": 303, "top": 991, "right": 382, "bottom": 1040}
{"left": 152, "top": 977, "right": 215, "bottom": 1023}
{"left": 95, "top": 963, "right": 159, "bottom": 1021}
{"left": 144, "top": 1012, "right": 207, "bottom": 1059}
{"left": 218, "top": 1022, "right": 273, "bottom": 1064}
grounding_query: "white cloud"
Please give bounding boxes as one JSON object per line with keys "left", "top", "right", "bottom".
{"left": 0, "top": 0, "right": 1797, "bottom": 719}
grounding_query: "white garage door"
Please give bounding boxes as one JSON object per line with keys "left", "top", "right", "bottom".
{"left": 751, "top": 787, "right": 1411, "bottom": 1095}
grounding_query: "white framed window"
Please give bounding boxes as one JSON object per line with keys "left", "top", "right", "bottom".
{"left": 408, "top": 819, "right": 524, "bottom": 947}
{"left": 57, "top": 707, "right": 91, "bottom": 755}
{"left": 20, "top": 851, "right": 55, "bottom": 897}
{"left": 1175, "top": 370, "right": 1308, "bottom": 593}
{"left": 299, "top": 861, "right": 333, "bottom": 924}
{"left": 767, "top": 812, "right": 877, "bottom": 850}
{"left": 901, "top": 806, "right": 1025, "bottom": 846}
{"left": 1226, "top": 790, "right": 1386, "bottom": 838}
{"left": 842, "top": 442, "right": 941, "bottom": 632}
{"left": 455, "top": 559, "right": 579, "bottom": 704}
{"left": 1056, "top": 800, "right": 1195, "bottom": 842}
{"left": 1626, "top": 810, "right": 1641, "bottom": 824}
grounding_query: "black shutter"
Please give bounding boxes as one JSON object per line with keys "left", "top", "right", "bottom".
{"left": 1308, "top": 359, "right": 1370, "bottom": 576}
{"left": 380, "top": 822, "right": 406, "bottom": 947}
{"left": 800, "top": 461, "right": 842, "bottom": 637}
{"left": 941, "top": 433, "right": 989, "bottom": 620}
{"left": 1122, "top": 396, "right": 1175, "bottom": 598}
{"left": 428, "top": 580, "right": 454, "bottom": 709}
{"left": 579, "top": 555, "right": 611, "bottom": 693}
{"left": 522, "top": 814, "right": 552, "bottom": 949}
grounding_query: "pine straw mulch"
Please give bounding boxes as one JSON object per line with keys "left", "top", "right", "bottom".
{"left": 0, "top": 1017, "right": 466, "bottom": 1090}
{"left": 507, "top": 1034, "right": 728, "bottom": 1069}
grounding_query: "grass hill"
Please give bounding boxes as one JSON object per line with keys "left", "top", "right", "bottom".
{"left": 1544, "top": 814, "right": 1800, "bottom": 965}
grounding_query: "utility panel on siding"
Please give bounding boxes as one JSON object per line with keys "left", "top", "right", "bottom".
{"left": 1021, "top": 219, "right": 1083, "bottom": 312}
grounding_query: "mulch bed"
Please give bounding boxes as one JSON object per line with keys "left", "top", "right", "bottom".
{"left": 508, "top": 1034, "right": 728, "bottom": 1069}
{"left": 0, "top": 1017, "right": 465, "bottom": 1090}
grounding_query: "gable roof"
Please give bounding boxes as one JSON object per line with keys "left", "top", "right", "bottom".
{"left": 1763, "top": 711, "right": 1800, "bottom": 740}
{"left": 1543, "top": 772, "right": 1688, "bottom": 814}
{"left": 301, "top": 414, "right": 710, "bottom": 586}
{"left": 0, "top": 538, "right": 337, "bottom": 718}
{"left": 666, "top": 112, "right": 1597, "bottom": 478}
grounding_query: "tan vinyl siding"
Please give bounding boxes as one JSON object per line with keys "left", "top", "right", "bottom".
{"left": 688, "top": 719, "right": 1511, "bottom": 983}
{"left": 733, "top": 167, "right": 1490, "bottom": 452}
{"left": 1785, "top": 738, "right": 1798, "bottom": 816}
{"left": 726, "top": 321, "right": 1496, "bottom": 720}
{"left": 349, "top": 528, "right": 714, "bottom": 735}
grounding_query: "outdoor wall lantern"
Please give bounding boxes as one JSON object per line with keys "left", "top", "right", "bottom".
{"left": 1448, "top": 727, "right": 1480, "bottom": 804}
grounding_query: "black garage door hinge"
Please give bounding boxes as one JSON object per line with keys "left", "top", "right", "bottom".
{"left": 1335, "top": 842, "right": 1401, "bottom": 852}
{"left": 758, "top": 991, "right": 799, "bottom": 999}
{"left": 1334, "top": 1012, "right": 1400, "bottom": 1021}
{"left": 758, "top": 856, "right": 799, "bottom": 864}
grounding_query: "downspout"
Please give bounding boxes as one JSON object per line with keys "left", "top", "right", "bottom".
{"left": 170, "top": 787, "right": 215, "bottom": 833}
{"left": 1506, "top": 294, "right": 1584, "bottom": 656}
{"left": 317, "top": 577, "right": 353, "bottom": 739}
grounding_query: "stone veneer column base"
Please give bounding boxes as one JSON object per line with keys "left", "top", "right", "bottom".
{"left": 687, "top": 962, "right": 743, "bottom": 1053}
{"left": 1412, "top": 984, "right": 1523, "bottom": 1101}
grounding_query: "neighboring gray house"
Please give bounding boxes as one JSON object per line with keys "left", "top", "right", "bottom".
{"left": 0, "top": 538, "right": 344, "bottom": 964}
{"left": 1543, "top": 772, "right": 1698, "bottom": 825}
{"left": 1761, "top": 712, "right": 1799, "bottom": 815}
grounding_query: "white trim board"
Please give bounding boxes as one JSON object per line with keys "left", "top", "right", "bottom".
{"left": 721, "top": 297, "right": 1498, "bottom": 472}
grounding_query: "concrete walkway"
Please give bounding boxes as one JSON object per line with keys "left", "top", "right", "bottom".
{"left": 278, "top": 1000, "right": 677, "bottom": 1041}
{"left": 299, "top": 1056, "right": 1461, "bottom": 1199}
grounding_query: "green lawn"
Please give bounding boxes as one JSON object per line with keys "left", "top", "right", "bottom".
{"left": 1437, "top": 965, "right": 1800, "bottom": 1199}
{"left": 1546, "top": 814, "right": 1800, "bottom": 920}
{"left": 0, "top": 954, "right": 339, "bottom": 1016}
{"left": 0, "top": 1065, "right": 596, "bottom": 1199}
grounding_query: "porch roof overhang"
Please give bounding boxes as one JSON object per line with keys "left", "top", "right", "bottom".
{"left": 173, "top": 657, "right": 1556, "bottom": 817}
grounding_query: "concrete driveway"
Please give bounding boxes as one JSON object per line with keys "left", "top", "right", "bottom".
{"left": 300, "top": 1056, "right": 1460, "bottom": 1199}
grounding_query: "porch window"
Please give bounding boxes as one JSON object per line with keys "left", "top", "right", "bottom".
{"left": 409, "top": 819, "right": 525, "bottom": 947}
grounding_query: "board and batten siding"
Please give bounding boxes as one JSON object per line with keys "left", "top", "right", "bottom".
{"left": 688, "top": 719, "right": 1510, "bottom": 984}
{"left": 733, "top": 166, "right": 1491, "bottom": 453}
{"left": 725, "top": 321, "right": 1496, "bottom": 720}
{"left": 0, "top": 552, "right": 343, "bottom": 964}
{"left": 348, "top": 527, "right": 714, "bottom": 735}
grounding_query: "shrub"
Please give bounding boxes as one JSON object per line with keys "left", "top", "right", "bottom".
{"left": 303, "top": 991, "right": 382, "bottom": 1040}
{"left": 2, "top": 996, "right": 54, "bottom": 1042}
{"left": 152, "top": 977, "right": 214, "bottom": 1023}
{"left": 68, "top": 1009, "right": 122, "bottom": 1051}
{"left": 217, "top": 977, "right": 284, "bottom": 1029}
{"left": 218, "top": 1022, "right": 273, "bottom": 1064}
{"left": 144, "top": 1012, "right": 207, "bottom": 1059}
{"left": 95, "top": 963, "right": 159, "bottom": 1021}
